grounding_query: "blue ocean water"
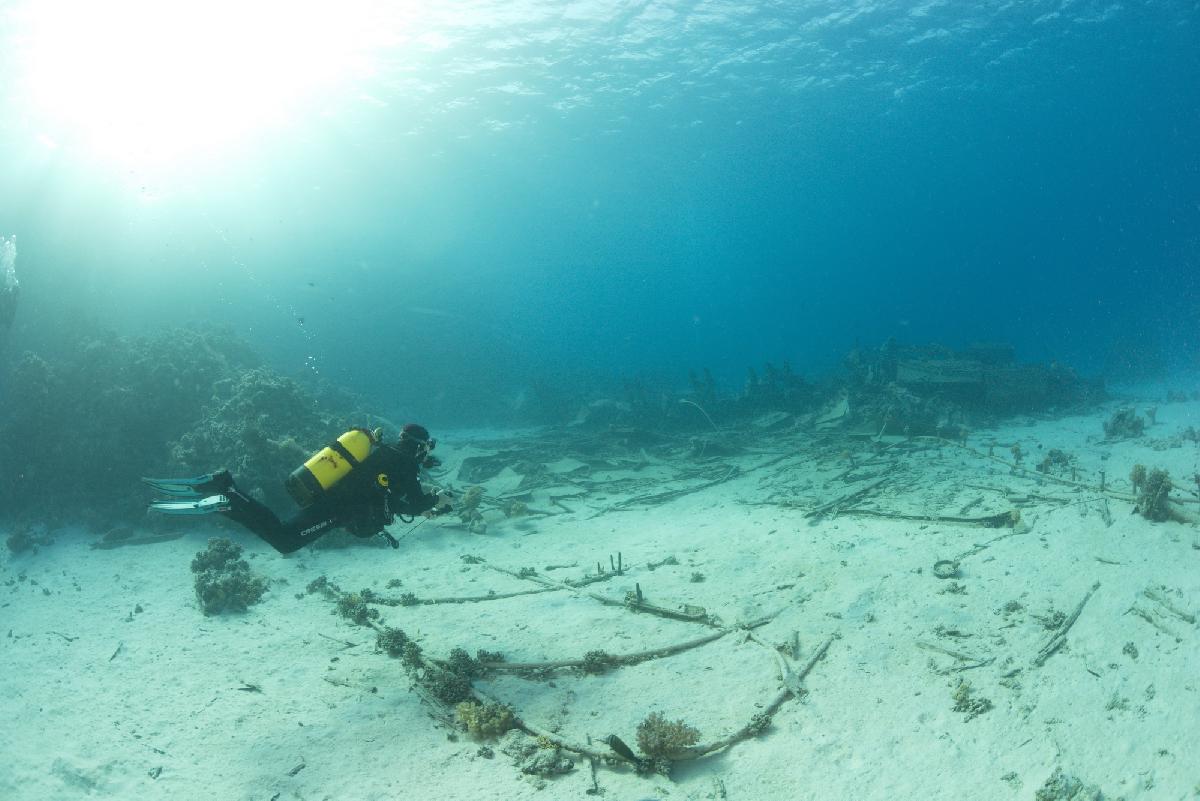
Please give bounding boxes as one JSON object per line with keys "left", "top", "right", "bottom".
{"left": 0, "top": 1, "right": 1196, "bottom": 425}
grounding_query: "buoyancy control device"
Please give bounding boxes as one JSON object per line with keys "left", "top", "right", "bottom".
{"left": 285, "top": 428, "right": 377, "bottom": 508}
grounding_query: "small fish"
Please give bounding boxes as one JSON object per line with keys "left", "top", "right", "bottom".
{"left": 603, "top": 734, "right": 638, "bottom": 762}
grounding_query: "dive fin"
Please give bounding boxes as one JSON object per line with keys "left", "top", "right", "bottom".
{"left": 141, "top": 470, "right": 233, "bottom": 498}
{"left": 149, "top": 495, "right": 231, "bottom": 515}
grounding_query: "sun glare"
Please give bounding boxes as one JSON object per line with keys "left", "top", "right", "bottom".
{"left": 13, "top": 0, "right": 388, "bottom": 172}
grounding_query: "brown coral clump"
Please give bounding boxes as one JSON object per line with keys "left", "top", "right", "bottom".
{"left": 1135, "top": 468, "right": 1178, "bottom": 522}
{"left": 1103, "top": 407, "right": 1144, "bottom": 439}
{"left": 455, "top": 701, "right": 515, "bottom": 739}
{"left": 1129, "top": 463, "right": 1147, "bottom": 493}
{"left": 191, "top": 537, "right": 268, "bottom": 615}
{"left": 635, "top": 712, "right": 700, "bottom": 758}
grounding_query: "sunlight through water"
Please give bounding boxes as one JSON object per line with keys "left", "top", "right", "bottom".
{"left": 10, "top": 0, "right": 396, "bottom": 174}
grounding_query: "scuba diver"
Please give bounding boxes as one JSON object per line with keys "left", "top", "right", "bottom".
{"left": 144, "top": 423, "right": 454, "bottom": 554}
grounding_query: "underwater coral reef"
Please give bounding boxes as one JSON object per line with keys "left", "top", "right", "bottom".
{"left": 0, "top": 323, "right": 359, "bottom": 527}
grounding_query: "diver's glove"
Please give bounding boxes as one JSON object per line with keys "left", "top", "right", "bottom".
{"left": 422, "top": 489, "right": 454, "bottom": 518}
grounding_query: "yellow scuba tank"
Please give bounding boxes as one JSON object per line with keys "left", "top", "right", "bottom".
{"left": 285, "top": 428, "right": 376, "bottom": 508}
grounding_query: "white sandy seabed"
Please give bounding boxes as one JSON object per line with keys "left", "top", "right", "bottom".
{"left": 2, "top": 398, "right": 1199, "bottom": 801}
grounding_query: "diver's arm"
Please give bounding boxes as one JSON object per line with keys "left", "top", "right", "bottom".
{"left": 421, "top": 489, "right": 454, "bottom": 518}
{"left": 380, "top": 446, "right": 439, "bottom": 516}
{"left": 401, "top": 470, "right": 440, "bottom": 516}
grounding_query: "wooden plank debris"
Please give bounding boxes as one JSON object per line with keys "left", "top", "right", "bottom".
{"left": 1033, "top": 582, "right": 1100, "bottom": 667}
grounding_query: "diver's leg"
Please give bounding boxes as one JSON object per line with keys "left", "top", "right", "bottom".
{"left": 223, "top": 491, "right": 336, "bottom": 555}
{"left": 142, "top": 470, "right": 233, "bottom": 498}
{"left": 150, "top": 495, "right": 231, "bottom": 515}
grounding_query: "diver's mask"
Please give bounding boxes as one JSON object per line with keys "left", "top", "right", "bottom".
{"left": 417, "top": 438, "right": 440, "bottom": 469}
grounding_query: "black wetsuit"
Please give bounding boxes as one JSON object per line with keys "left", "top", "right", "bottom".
{"left": 223, "top": 443, "right": 439, "bottom": 554}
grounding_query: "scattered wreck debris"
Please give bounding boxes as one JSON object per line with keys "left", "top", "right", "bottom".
{"left": 836, "top": 340, "right": 1104, "bottom": 437}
